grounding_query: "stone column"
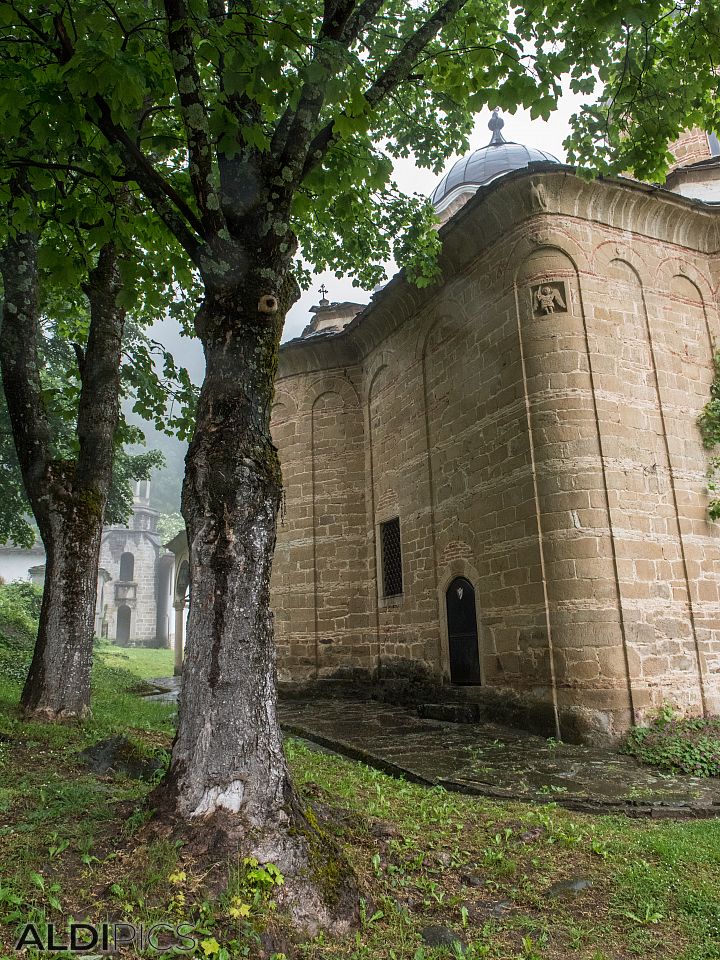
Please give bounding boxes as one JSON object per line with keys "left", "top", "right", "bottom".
{"left": 173, "top": 600, "right": 186, "bottom": 676}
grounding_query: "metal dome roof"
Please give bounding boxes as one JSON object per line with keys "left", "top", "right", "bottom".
{"left": 431, "top": 110, "right": 560, "bottom": 209}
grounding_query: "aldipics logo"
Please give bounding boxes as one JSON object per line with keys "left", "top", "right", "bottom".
{"left": 14, "top": 921, "right": 198, "bottom": 954}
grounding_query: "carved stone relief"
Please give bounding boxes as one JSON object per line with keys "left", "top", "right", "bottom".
{"left": 531, "top": 280, "right": 568, "bottom": 316}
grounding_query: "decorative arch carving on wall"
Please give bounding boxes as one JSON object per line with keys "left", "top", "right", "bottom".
{"left": 670, "top": 273, "right": 705, "bottom": 301}
{"left": 363, "top": 349, "right": 392, "bottom": 405}
{"left": 270, "top": 390, "right": 300, "bottom": 508}
{"left": 301, "top": 374, "right": 361, "bottom": 417}
{"left": 175, "top": 559, "right": 190, "bottom": 602}
{"left": 271, "top": 401, "right": 288, "bottom": 423}
{"left": 367, "top": 360, "right": 386, "bottom": 393}
{"left": 271, "top": 388, "right": 298, "bottom": 422}
{"left": 505, "top": 227, "right": 589, "bottom": 291}
{"left": 656, "top": 261, "right": 716, "bottom": 385}
{"left": 413, "top": 298, "right": 469, "bottom": 362}
{"left": 307, "top": 376, "right": 366, "bottom": 677}
{"left": 591, "top": 239, "right": 649, "bottom": 281}
{"left": 415, "top": 300, "right": 477, "bottom": 675}
{"left": 598, "top": 244, "right": 716, "bottom": 709}
{"left": 592, "top": 248, "right": 709, "bottom": 716}
{"left": 656, "top": 257, "right": 714, "bottom": 306}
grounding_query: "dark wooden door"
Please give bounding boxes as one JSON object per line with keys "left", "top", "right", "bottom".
{"left": 116, "top": 605, "right": 131, "bottom": 645}
{"left": 446, "top": 577, "right": 481, "bottom": 684}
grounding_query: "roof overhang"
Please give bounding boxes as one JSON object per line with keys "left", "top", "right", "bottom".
{"left": 277, "top": 161, "right": 720, "bottom": 379}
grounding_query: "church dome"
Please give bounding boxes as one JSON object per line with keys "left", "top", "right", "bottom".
{"left": 431, "top": 110, "right": 560, "bottom": 211}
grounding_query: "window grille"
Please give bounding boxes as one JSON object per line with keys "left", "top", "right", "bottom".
{"left": 380, "top": 517, "right": 403, "bottom": 597}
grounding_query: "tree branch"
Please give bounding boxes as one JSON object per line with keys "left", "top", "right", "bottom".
{"left": 75, "top": 241, "right": 126, "bottom": 494}
{"left": 322, "top": 0, "right": 357, "bottom": 40}
{"left": 340, "top": 0, "right": 386, "bottom": 45}
{"left": 0, "top": 181, "right": 52, "bottom": 529}
{"left": 164, "top": 0, "right": 226, "bottom": 236}
{"left": 45, "top": 12, "right": 207, "bottom": 265}
{"left": 90, "top": 94, "right": 205, "bottom": 264}
{"left": 271, "top": 1, "right": 359, "bottom": 165}
{"left": 301, "top": 0, "right": 471, "bottom": 181}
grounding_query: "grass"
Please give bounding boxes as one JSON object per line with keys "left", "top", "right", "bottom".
{"left": 1, "top": 647, "right": 720, "bottom": 959}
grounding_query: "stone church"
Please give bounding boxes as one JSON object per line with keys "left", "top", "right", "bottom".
{"left": 0, "top": 482, "right": 176, "bottom": 647}
{"left": 175, "top": 115, "right": 720, "bottom": 743}
{"left": 97, "top": 481, "right": 175, "bottom": 646}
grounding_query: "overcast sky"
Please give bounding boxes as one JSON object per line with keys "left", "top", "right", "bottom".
{"left": 155, "top": 88, "right": 588, "bottom": 383}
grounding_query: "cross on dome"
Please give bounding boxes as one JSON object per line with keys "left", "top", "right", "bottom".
{"left": 430, "top": 109, "right": 560, "bottom": 212}
{"left": 488, "top": 108, "right": 506, "bottom": 145}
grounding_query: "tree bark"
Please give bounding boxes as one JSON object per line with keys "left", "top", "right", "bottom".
{"left": 0, "top": 230, "right": 126, "bottom": 718}
{"left": 23, "top": 475, "right": 106, "bottom": 717}
{"left": 169, "top": 279, "right": 286, "bottom": 821}
{"left": 158, "top": 270, "right": 357, "bottom": 930}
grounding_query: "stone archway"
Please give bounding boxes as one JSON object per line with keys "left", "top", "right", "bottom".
{"left": 445, "top": 577, "right": 481, "bottom": 684}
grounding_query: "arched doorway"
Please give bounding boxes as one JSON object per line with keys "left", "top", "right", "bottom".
{"left": 446, "top": 577, "right": 481, "bottom": 684}
{"left": 116, "top": 605, "right": 131, "bottom": 645}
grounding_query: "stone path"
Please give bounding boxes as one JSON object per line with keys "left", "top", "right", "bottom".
{"left": 145, "top": 678, "right": 720, "bottom": 817}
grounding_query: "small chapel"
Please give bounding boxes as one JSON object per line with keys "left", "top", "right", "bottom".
{"left": 96, "top": 481, "right": 176, "bottom": 647}
{"left": 172, "top": 114, "right": 720, "bottom": 743}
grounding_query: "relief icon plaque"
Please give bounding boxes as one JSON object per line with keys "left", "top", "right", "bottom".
{"left": 531, "top": 280, "right": 568, "bottom": 316}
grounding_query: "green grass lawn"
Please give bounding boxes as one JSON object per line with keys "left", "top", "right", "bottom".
{"left": 1, "top": 647, "right": 720, "bottom": 959}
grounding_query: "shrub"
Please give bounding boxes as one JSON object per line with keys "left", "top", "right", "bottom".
{"left": 0, "top": 580, "right": 41, "bottom": 685}
{"left": 0, "top": 581, "right": 41, "bottom": 648}
{"left": 622, "top": 713, "right": 720, "bottom": 777}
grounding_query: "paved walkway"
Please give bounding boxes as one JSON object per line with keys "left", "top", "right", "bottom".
{"left": 146, "top": 678, "right": 720, "bottom": 817}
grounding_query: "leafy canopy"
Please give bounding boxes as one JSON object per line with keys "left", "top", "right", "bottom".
{"left": 0, "top": 176, "right": 198, "bottom": 544}
{"left": 0, "top": 0, "right": 566, "bottom": 295}
{"left": 2, "top": 1, "right": 717, "bottom": 301}
{"left": 517, "top": 0, "right": 720, "bottom": 179}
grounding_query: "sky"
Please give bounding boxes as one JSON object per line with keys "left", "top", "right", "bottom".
{"left": 153, "top": 87, "right": 589, "bottom": 384}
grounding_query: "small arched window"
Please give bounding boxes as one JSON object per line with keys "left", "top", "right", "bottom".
{"left": 119, "top": 552, "right": 135, "bottom": 582}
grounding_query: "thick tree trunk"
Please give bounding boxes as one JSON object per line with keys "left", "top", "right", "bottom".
{"left": 169, "top": 283, "right": 287, "bottom": 822}
{"left": 158, "top": 275, "right": 357, "bottom": 930}
{"left": 1, "top": 227, "right": 125, "bottom": 719}
{"left": 22, "top": 482, "right": 104, "bottom": 717}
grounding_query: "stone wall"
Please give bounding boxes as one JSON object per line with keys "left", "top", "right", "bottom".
{"left": 668, "top": 128, "right": 712, "bottom": 169}
{"left": 272, "top": 169, "right": 720, "bottom": 742}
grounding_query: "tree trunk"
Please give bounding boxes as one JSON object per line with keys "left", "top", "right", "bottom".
{"left": 158, "top": 275, "right": 357, "bottom": 931}
{"left": 1, "top": 225, "right": 126, "bottom": 719}
{"left": 22, "top": 477, "right": 104, "bottom": 717}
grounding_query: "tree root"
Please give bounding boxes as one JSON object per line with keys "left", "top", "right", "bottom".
{"left": 22, "top": 703, "right": 88, "bottom": 722}
{"left": 142, "top": 799, "right": 360, "bottom": 936}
